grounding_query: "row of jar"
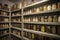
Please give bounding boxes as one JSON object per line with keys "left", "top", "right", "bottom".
{"left": 0, "top": 30, "right": 9, "bottom": 35}
{"left": 11, "top": 29, "right": 21, "bottom": 36}
{"left": 0, "top": 11, "right": 9, "bottom": 16}
{"left": 0, "top": 24, "right": 9, "bottom": 28}
{"left": 0, "top": 18, "right": 9, "bottom": 22}
{"left": 11, "top": 29, "right": 60, "bottom": 40}
{"left": 0, "top": 18, "right": 21, "bottom": 22}
{"left": 11, "top": 0, "right": 41, "bottom": 10}
{"left": 0, "top": 36, "right": 9, "bottom": 40}
{"left": 11, "top": 18, "right": 21, "bottom": 22}
{"left": 24, "top": 2, "right": 60, "bottom": 14}
{"left": 23, "top": 31, "right": 60, "bottom": 40}
{"left": 24, "top": 24, "right": 60, "bottom": 35}
{"left": 0, "top": 3, "right": 9, "bottom": 11}
{"left": 23, "top": 15, "right": 60, "bottom": 22}
{"left": 11, "top": 24, "right": 21, "bottom": 28}
{"left": 12, "top": 12, "right": 21, "bottom": 16}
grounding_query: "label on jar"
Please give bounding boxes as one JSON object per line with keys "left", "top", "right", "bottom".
{"left": 52, "top": 4, "right": 57, "bottom": 10}
{"left": 48, "top": 16, "right": 52, "bottom": 22}
{"left": 47, "top": 5, "right": 52, "bottom": 10}
{"left": 41, "top": 26, "right": 45, "bottom": 32}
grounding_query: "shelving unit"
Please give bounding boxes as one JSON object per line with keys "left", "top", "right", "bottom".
{"left": 11, "top": 0, "right": 60, "bottom": 40}
{"left": 0, "top": 0, "right": 60, "bottom": 40}
{"left": 0, "top": 3, "right": 10, "bottom": 40}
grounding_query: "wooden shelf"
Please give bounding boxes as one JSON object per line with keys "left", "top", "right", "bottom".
{"left": 23, "top": 37, "right": 32, "bottom": 40}
{"left": 0, "top": 22, "right": 9, "bottom": 24}
{"left": 0, "top": 15, "right": 9, "bottom": 18}
{"left": 11, "top": 16, "right": 21, "bottom": 17}
{"left": 10, "top": 28, "right": 60, "bottom": 39}
{"left": 11, "top": 9, "right": 21, "bottom": 13}
{"left": 23, "top": 0, "right": 48, "bottom": 9}
{"left": 23, "top": 29, "right": 60, "bottom": 39}
{"left": 11, "top": 33, "right": 31, "bottom": 40}
{"left": 23, "top": 9, "right": 60, "bottom": 16}
{"left": 11, "top": 33, "right": 22, "bottom": 39}
{"left": 11, "top": 27, "right": 22, "bottom": 31}
{"left": 24, "top": 22, "right": 60, "bottom": 25}
{"left": 11, "top": 22, "right": 22, "bottom": 24}
{"left": 0, "top": 28, "right": 9, "bottom": 30}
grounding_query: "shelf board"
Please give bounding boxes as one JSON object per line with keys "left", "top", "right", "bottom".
{"left": 11, "top": 27, "right": 60, "bottom": 39}
{"left": 11, "top": 16, "right": 21, "bottom": 17}
{"left": 0, "top": 28, "right": 9, "bottom": 30}
{"left": 11, "top": 22, "right": 22, "bottom": 24}
{"left": 0, "top": 33, "right": 9, "bottom": 38}
{"left": 0, "top": 22, "right": 9, "bottom": 24}
{"left": 23, "top": 37, "right": 32, "bottom": 40}
{"left": 0, "top": 15, "right": 9, "bottom": 17}
{"left": 11, "top": 33, "right": 22, "bottom": 39}
{"left": 24, "top": 22, "right": 60, "bottom": 25}
{"left": 23, "top": 9, "right": 60, "bottom": 16}
{"left": 23, "top": 29, "right": 60, "bottom": 39}
{"left": 11, "top": 8, "right": 21, "bottom": 12}
{"left": 11, "top": 27, "right": 22, "bottom": 31}
{"left": 0, "top": 9, "right": 9, "bottom": 12}
{"left": 23, "top": 0, "right": 48, "bottom": 9}
{"left": 11, "top": 33, "right": 31, "bottom": 40}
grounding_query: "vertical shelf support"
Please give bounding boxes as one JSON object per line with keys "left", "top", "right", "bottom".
{"left": 8, "top": 6, "right": 12, "bottom": 40}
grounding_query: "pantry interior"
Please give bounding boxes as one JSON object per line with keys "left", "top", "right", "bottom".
{"left": 0, "top": 0, "right": 60, "bottom": 40}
